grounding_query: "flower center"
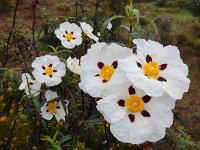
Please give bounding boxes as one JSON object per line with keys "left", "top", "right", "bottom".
{"left": 47, "top": 103, "right": 57, "bottom": 113}
{"left": 45, "top": 67, "right": 53, "bottom": 76}
{"left": 143, "top": 61, "right": 160, "bottom": 78}
{"left": 126, "top": 95, "right": 144, "bottom": 113}
{"left": 86, "top": 32, "right": 92, "bottom": 37}
{"left": 100, "top": 65, "right": 115, "bottom": 81}
{"left": 65, "top": 33, "right": 73, "bottom": 41}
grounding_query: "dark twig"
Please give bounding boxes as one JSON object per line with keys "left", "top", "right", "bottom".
{"left": 2, "top": 0, "right": 19, "bottom": 67}
{"left": 93, "top": 0, "right": 99, "bottom": 32}
{"left": 31, "top": 0, "right": 39, "bottom": 56}
{"left": 66, "top": 90, "right": 85, "bottom": 132}
{"left": 172, "top": 124, "right": 187, "bottom": 135}
{"left": 18, "top": 45, "right": 29, "bottom": 73}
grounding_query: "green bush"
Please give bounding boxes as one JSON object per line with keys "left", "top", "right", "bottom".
{"left": 56, "top": 2, "right": 70, "bottom": 12}
{"left": 189, "top": 0, "right": 200, "bottom": 16}
{"left": 0, "top": 0, "right": 11, "bottom": 13}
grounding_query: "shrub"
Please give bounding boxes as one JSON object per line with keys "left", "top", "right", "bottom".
{"left": 56, "top": 2, "right": 70, "bottom": 12}
{"left": 189, "top": 0, "right": 200, "bottom": 16}
{"left": 0, "top": 0, "right": 11, "bottom": 13}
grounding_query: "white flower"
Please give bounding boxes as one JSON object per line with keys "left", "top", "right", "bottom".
{"left": 79, "top": 42, "right": 132, "bottom": 98}
{"left": 97, "top": 32, "right": 100, "bottom": 37}
{"left": 41, "top": 90, "right": 69, "bottom": 121}
{"left": 107, "top": 23, "right": 112, "bottom": 30}
{"left": 80, "top": 22, "right": 99, "bottom": 42}
{"left": 97, "top": 83, "right": 175, "bottom": 144}
{"left": 55, "top": 22, "right": 82, "bottom": 49}
{"left": 32, "top": 55, "right": 66, "bottom": 86}
{"left": 119, "top": 39, "right": 190, "bottom": 99}
{"left": 67, "top": 57, "right": 80, "bottom": 75}
{"left": 19, "top": 73, "right": 41, "bottom": 96}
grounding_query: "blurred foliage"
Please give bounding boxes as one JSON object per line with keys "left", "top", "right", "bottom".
{"left": 56, "top": 2, "right": 71, "bottom": 12}
{"left": 155, "top": 0, "right": 200, "bottom": 16}
{"left": 0, "top": 0, "right": 11, "bottom": 13}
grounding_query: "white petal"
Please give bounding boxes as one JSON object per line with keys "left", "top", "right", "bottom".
{"left": 46, "top": 76, "right": 62, "bottom": 86}
{"left": 107, "top": 23, "right": 112, "bottom": 30}
{"left": 73, "top": 36, "right": 83, "bottom": 45}
{"left": 97, "top": 94, "right": 127, "bottom": 123}
{"left": 90, "top": 34, "right": 99, "bottom": 42}
{"left": 154, "top": 110, "right": 173, "bottom": 128}
{"left": 56, "top": 104, "right": 66, "bottom": 116}
{"left": 69, "top": 23, "right": 82, "bottom": 36}
{"left": 41, "top": 105, "right": 53, "bottom": 120}
{"left": 157, "top": 45, "right": 188, "bottom": 75}
{"left": 43, "top": 55, "right": 61, "bottom": 67}
{"left": 79, "top": 73, "right": 105, "bottom": 97}
{"left": 45, "top": 90, "right": 58, "bottom": 101}
{"left": 145, "top": 93, "right": 176, "bottom": 111}
{"left": 110, "top": 113, "right": 155, "bottom": 144}
{"left": 61, "top": 40, "right": 76, "bottom": 49}
{"left": 133, "top": 39, "right": 163, "bottom": 62}
{"left": 67, "top": 57, "right": 81, "bottom": 74}
{"left": 54, "top": 29, "right": 65, "bottom": 40}
{"left": 60, "top": 22, "right": 71, "bottom": 31}
{"left": 55, "top": 113, "right": 65, "bottom": 121}
{"left": 126, "top": 71, "right": 164, "bottom": 97}
{"left": 32, "top": 69, "right": 45, "bottom": 83}
{"left": 21, "top": 73, "right": 32, "bottom": 81}
{"left": 41, "top": 112, "right": 53, "bottom": 120}
{"left": 19, "top": 82, "right": 26, "bottom": 90}
{"left": 120, "top": 55, "right": 164, "bottom": 97}
{"left": 54, "top": 62, "right": 66, "bottom": 77}
{"left": 32, "top": 56, "right": 44, "bottom": 69}
{"left": 24, "top": 87, "right": 31, "bottom": 95}
{"left": 162, "top": 68, "right": 190, "bottom": 99}
{"left": 80, "top": 22, "right": 93, "bottom": 33}
{"left": 148, "top": 126, "right": 166, "bottom": 142}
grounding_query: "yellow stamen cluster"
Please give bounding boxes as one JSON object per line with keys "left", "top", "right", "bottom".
{"left": 126, "top": 95, "right": 144, "bottom": 113}
{"left": 47, "top": 103, "right": 57, "bottom": 113}
{"left": 143, "top": 61, "right": 160, "bottom": 78}
{"left": 45, "top": 67, "right": 53, "bottom": 76}
{"left": 86, "top": 32, "right": 92, "bottom": 37}
{"left": 65, "top": 33, "right": 73, "bottom": 41}
{"left": 100, "top": 65, "right": 115, "bottom": 81}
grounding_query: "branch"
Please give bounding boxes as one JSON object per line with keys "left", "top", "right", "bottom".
{"left": 2, "top": 0, "right": 20, "bottom": 67}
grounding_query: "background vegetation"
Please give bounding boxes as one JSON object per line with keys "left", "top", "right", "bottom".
{"left": 0, "top": 0, "right": 200, "bottom": 149}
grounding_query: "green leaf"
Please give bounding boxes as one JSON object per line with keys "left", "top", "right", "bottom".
{"left": 100, "top": 15, "right": 126, "bottom": 41}
{"left": 85, "top": 117, "right": 105, "bottom": 124}
{"left": 32, "top": 98, "right": 41, "bottom": 111}
{"left": 139, "top": 16, "right": 158, "bottom": 35}
{"left": 54, "top": 145, "right": 62, "bottom": 150}
{"left": 47, "top": 45, "right": 57, "bottom": 55}
{"left": 117, "top": 25, "right": 141, "bottom": 39}
{"left": 41, "top": 135, "right": 54, "bottom": 145}
{"left": 53, "top": 132, "right": 59, "bottom": 142}
{"left": 133, "top": 9, "right": 140, "bottom": 23}
{"left": 125, "top": 5, "right": 130, "bottom": 18}
{"left": 57, "top": 135, "right": 71, "bottom": 145}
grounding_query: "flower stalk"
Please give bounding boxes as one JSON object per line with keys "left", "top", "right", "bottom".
{"left": 128, "top": 0, "right": 133, "bottom": 48}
